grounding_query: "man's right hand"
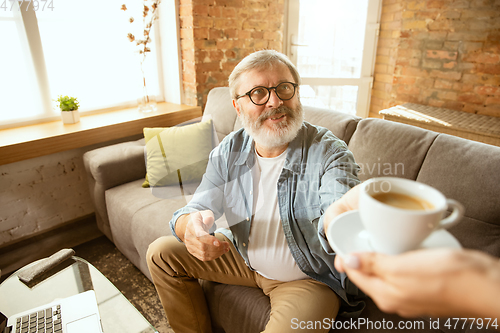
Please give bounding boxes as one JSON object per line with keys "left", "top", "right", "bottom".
{"left": 176, "top": 210, "right": 230, "bottom": 261}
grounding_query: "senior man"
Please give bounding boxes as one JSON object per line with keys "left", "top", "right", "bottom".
{"left": 147, "top": 50, "right": 364, "bottom": 333}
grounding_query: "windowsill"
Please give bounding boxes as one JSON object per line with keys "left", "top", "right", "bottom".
{"left": 0, "top": 102, "right": 202, "bottom": 166}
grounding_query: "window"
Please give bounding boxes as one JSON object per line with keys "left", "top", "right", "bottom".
{"left": 285, "top": 0, "right": 382, "bottom": 117}
{"left": 0, "top": 0, "right": 180, "bottom": 128}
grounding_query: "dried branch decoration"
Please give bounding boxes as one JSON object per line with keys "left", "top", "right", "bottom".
{"left": 121, "top": 0, "right": 161, "bottom": 57}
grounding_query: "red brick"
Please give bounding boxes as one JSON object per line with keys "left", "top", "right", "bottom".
{"left": 195, "top": 16, "right": 213, "bottom": 28}
{"left": 251, "top": 31, "right": 264, "bottom": 39}
{"left": 397, "top": 85, "right": 421, "bottom": 95}
{"left": 216, "top": 39, "right": 234, "bottom": 49}
{"left": 476, "top": 53, "right": 500, "bottom": 64}
{"left": 179, "top": 4, "right": 193, "bottom": 17}
{"left": 485, "top": 97, "right": 500, "bottom": 105}
{"left": 430, "top": 70, "right": 462, "bottom": 80}
{"left": 214, "top": 0, "right": 244, "bottom": 7}
{"left": 242, "top": 20, "right": 268, "bottom": 30}
{"left": 209, "top": 28, "right": 224, "bottom": 39}
{"left": 428, "top": 98, "right": 445, "bottom": 107}
{"left": 221, "top": 60, "right": 240, "bottom": 71}
{"left": 207, "top": 6, "right": 221, "bottom": 17}
{"left": 443, "top": 61, "right": 457, "bottom": 69}
{"left": 193, "top": 27, "right": 209, "bottom": 38}
{"left": 458, "top": 93, "right": 486, "bottom": 104}
{"left": 463, "top": 73, "right": 500, "bottom": 85}
{"left": 426, "top": 50, "right": 458, "bottom": 60}
{"left": 449, "top": 0, "right": 470, "bottom": 8}
{"left": 196, "top": 62, "right": 220, "bottom": 73}
{"left": 416, "top": 77, "right": 435, "bottom": 88}
{"left": 463, "top": 103, "right": 482, "bottom": 113}
{"left": 394, "top": 76, "right": 417, "bottom": 85}
{"left": 448, "top": 32, "right": 487, "bottom": 42}
{"left": 222, "top": 7, "right": 237, "bottom": 18}
{"left": 415, "top": 11, "right": 439, "bottom": 20}
{"left": 180, "top": 16, "right": 194, "bottom": 28}
{"left": 428, "top": 20, "right": 451, "bottom": 31}
{"left": 453, "top": 82, "right": 474, "bottom": 92}
{"left": 435, "top": 79, "right": 453, "bottom": 89}
{"left": 442, "top": 101, "right": 464, "bottom": 111}
{"left": 383, "top": 2, "right": 404, "bottom": 13}
{"left": 476, "top": 64, "right": 500, "bottom": 75}
{"left": 484, "top": 42, "right": 500, "bottom": 53}
{"left": 474, "top": 85, "right": 500, "bottom": 96}
{"left": 193, "top": 4, "right": 209, "bottom": 16}
{"left": 423, "top": 59, "right": 443, "bottom": 69}
{"left": 478, "top": 105, "right": 500, "bottom": 117}
{"left": 437, "top": 91, "right": 458, "bottom": 100}
{"left": 402, "top": 67, "right": 430, "bottom": 77}
{"left": 194, "top": 39, "right": 216, "bottom": 49}
{"left": 426, "top": 0, "right": 448, "bottom": 9}
{"left": 208, "top": 49, "right": 224, "bottom": 61}
{"left": 180, "top": 28, "right": 193, "bottom": 39}
{"left": 403, "top": 20, "right": 427, "bottom": 30}
{"left": 376, "top": 73, "right": 394, "bottom": 83}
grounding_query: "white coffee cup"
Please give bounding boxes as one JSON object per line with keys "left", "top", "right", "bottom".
{"left": 359, "top": 177, "right": 464, "bottom": 255}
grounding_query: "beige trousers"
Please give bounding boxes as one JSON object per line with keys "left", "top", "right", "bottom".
{"left": 147, "top": 234, "right": 340, "bottom": 333}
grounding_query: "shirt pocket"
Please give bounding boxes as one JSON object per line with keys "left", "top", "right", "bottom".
{"left": 293, "top": 204, "right": 321, "bottom": 238}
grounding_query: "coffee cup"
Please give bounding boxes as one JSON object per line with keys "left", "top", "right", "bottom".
{"left": 359, "top": 177, "right": 464, "bottom": 255}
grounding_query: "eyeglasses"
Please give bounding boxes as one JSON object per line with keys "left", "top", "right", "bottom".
{"left": 236, "top": 82, "right": 298, "bottom": 106}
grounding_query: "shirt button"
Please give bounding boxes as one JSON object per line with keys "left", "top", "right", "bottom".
{"left": 246, "top": 217, "right": 250, "bottom": 221}
{"left": 250, "top": 191, "right": 252, "bottom": 195}
{"left": 243, "top": 243, "right": 247, "bottom": 247}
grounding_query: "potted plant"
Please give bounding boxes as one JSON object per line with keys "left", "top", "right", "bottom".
{"left": 56, "top": 95, "right": 80, "bottom": 124}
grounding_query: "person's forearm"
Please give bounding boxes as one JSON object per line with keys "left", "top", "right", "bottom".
{"left": 175, "top": 214, "right": 189, "bottom": 242}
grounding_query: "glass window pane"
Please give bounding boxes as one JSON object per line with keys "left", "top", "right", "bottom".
{"left": 0, "top": 10, "right": 45, "bottom": 124}
{"left": 300, "top": 85, "right": 358, "bottom": 115}
{"left": 296, "top": 0, "right": 369, "bottom": 78}
{"left": 36, "top": 0, "right": 160, "bottom": 112}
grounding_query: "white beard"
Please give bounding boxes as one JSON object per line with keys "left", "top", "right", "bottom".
{"left": 239, "top": 103, "right": 304, "bottom": 150}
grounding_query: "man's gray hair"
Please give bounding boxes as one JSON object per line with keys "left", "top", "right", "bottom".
{"left": 228, "top": 50, "right": 301, "bottom": 100}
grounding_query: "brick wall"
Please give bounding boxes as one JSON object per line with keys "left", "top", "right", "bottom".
{"left": 0, "top": 150, "right": 94, "bottom": 246}
{"left": 371, "top": 0, "right": 500, "bottom": 118}
{"left": 179, "top": 0, "right": 285, "bottom": 107}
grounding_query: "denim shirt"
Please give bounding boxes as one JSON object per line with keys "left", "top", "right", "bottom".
{"left": 170, "top": 122, "right": 365, "bottom": 316}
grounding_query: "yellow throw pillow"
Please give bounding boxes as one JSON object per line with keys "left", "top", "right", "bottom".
{"left": 142, "top": 119, "right": 214, "bottom": 187}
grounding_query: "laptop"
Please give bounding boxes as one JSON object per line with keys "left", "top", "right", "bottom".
{"left": 3, "top": 290, "right": 103, "bottom": 333}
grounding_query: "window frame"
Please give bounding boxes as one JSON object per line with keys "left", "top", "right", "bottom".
{"left": 0, "top": 0, "right": 182, "bottom": 130}
{"left": 284, "top": 0, "right": 382, "bottom": 118}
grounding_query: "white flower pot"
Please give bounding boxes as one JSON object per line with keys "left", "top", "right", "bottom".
{"left": 61, "top": 110, "right": 80, "bottom": 124}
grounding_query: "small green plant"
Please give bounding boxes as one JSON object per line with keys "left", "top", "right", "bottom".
{"left": 55, "top": 95, "right": 80, "bottom": 111}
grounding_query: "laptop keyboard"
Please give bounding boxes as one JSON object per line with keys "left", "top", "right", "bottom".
{"left": 14, "top": 305, "right": 62, "bottom": 333}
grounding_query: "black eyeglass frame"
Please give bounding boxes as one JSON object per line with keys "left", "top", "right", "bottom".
{"left": 236, "top": 82, "right": 299, "bottom": 106}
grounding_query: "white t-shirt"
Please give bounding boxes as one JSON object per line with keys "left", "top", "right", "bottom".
{"left": 247, "top": 150, "right": 309, "bottom": 281}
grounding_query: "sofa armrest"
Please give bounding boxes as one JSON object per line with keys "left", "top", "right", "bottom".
{"left": 83, "top": 138, "right": 146, "bottom": 240}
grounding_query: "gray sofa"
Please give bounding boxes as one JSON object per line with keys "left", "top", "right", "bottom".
{"left": 83, "top": 87, "right": 500, "bottom": 333}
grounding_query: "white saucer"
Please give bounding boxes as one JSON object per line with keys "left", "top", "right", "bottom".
{"left": 326, "top": 210, "right": 462, "bottom": 256}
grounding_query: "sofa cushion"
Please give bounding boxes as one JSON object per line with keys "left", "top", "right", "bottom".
{"left": 448, "top": 215, "right": 500, "bottom": 258}
{"left": 106, "top": 179, "right": 199, "bottom": 275}
{"left": 303, "top": 106, "right": 360, "bottom": 144}
{"left": 142, "top": 119, "right": 215, "bottom": 188}
{"left": 348, "top": 119, "right": 439, "bottom": 181}
{"left": 416, "top": 134, "right": 500, "bottom": 226}
{"left": 203, "top": 87, "right": 238, "bottom": 143}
